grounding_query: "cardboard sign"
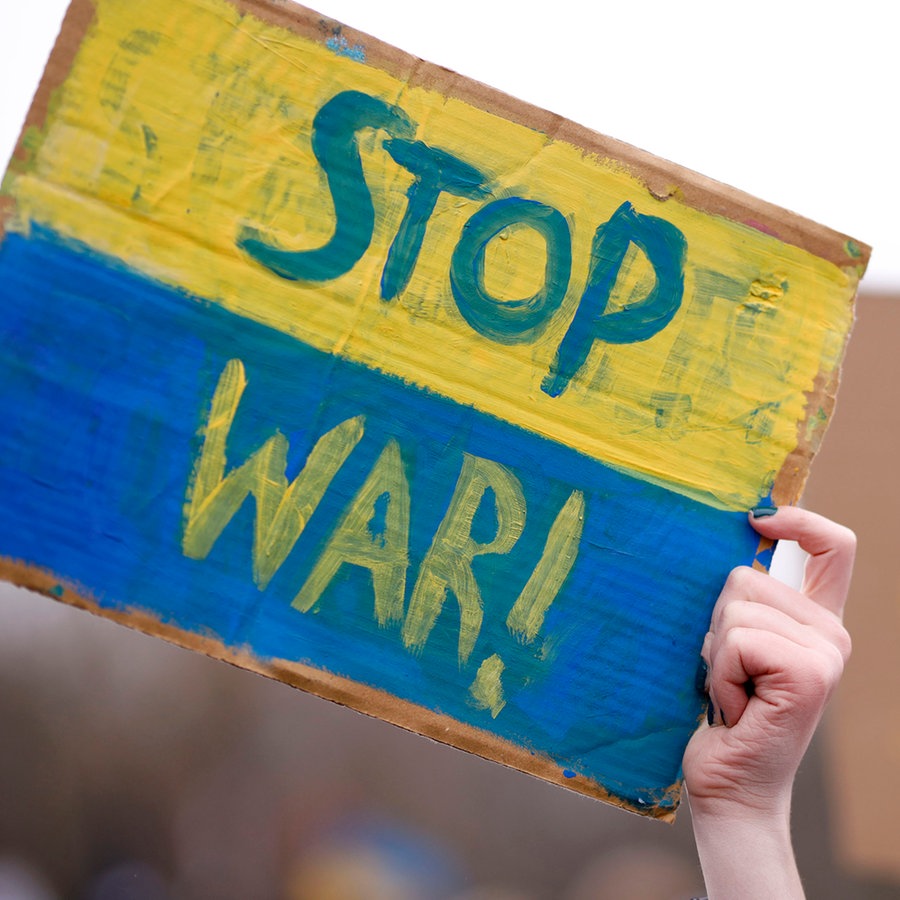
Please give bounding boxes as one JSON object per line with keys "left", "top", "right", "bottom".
{"left": 0, "top": 0, "right": 869, "bottom": 818}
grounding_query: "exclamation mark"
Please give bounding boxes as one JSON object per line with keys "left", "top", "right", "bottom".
{"left": 468, "top": 489, "right": 585, "bottom": 717}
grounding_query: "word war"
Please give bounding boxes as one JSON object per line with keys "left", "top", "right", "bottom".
{"left": 182, "top": 358, "right": 584, "bottom": 717}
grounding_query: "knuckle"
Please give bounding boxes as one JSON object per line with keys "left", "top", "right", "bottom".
{"left": 717, "top": 598, "right": 753, "bottom": 631}
{"left": 718, "top": 624, "right": 749, "bottom": 654}
{"left": 803, "top": 645, "right": 845, "bottom": 696}
{"left": 834, "top": 524, "right": 857, "bottom": 557}
{"left": 723, "top": 565, "right": 758, "bottom": 596}
{"left": 817, "top": 614, "right": 853, "bottom": 662}
{"left": 833, "top": 624, "right": 853, "bottom": 663}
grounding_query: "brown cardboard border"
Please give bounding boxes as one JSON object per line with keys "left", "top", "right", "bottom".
{"left": 0, "top": 557, "right": 680, "bottom": 821}
{"left": 234, "top": 0, "right": 870, "bottom": 271}
{"left": 7, "top": 0, "right": 872, "bottom": 273}
{"left": 0, "top": 0, "right": 95, "bottom": 234}
{"left": 9, "top": 0, "right": 94, "bottom": 166}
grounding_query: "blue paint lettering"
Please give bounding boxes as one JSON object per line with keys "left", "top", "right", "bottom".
{"left": 237, "top": 90, "right": 415, "bottom": 281}
{"left": 238, "top": 91, "right": 687, "bottom": 397}
{"left": 542, "top": 202, "right": 687, "bottom": 397}
{"left": 450, "top": 197, "right": 572, "bottom": 344}
{"left": 381, "top": 138, "right": 490, "bottom": 301}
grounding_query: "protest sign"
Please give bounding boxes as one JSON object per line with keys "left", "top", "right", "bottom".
{"left": 0, "top": 0, "right": 869, "bottom": 817}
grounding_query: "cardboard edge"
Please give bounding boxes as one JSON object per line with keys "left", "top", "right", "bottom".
{"left": 11, "top": 0, "right": 95, "bottom": 160}
{"left": 0, "top": 0, "right": 96, "bottom": 236}
{"left": 770, "top": 287, "right": 860, "bottom": 509}
{"left": 750, "top": 279, "right": 859, "bottom": 567}
{"left": 0, "top": 556, "right": 681, "bottom": 821}
{"left": 233, "top": 0, "right": 870, "bottom": 273}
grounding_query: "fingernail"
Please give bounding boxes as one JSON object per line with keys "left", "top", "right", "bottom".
{"left": 750, "top": 506, "right": 778, "bottom": 518}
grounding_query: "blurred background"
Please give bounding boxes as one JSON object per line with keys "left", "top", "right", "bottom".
{"left": 1, "top": 1, "right": 898, "bottom": 898}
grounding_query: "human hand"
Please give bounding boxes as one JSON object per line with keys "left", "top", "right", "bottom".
{"left": 683, "top": 507, "right": 855, "bottom": 899}
{"left": 684, "top": 506, "right": 854, "bottom": 815}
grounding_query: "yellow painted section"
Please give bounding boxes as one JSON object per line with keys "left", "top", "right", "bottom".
{"left": 5, "top": 0, "right": 858, "bottom": 509}
{"left": 295, "top": 437, "right": 410, "bottom": 626}
{"left": 469, "top": 653, "right": 506, "bottom": 718}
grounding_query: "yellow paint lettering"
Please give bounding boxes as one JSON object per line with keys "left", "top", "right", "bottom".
{"left": 402, "top": 453, "right": 525, "bottom": 664}
{"left": 292, "top": 438, "right": 410, "bottom": 625}
{"left": 182, "top": 359, "right": 364, "bottom": 587}
{"left": 468, "top": 653, "right": 506, "bottom": 717}
{"left": 507, "top": 489, "right": 584, "bottom": 643}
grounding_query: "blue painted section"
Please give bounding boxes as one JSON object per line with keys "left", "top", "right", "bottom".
{"left": 325, "top": 35, "right": 367, "bottom": 63}
{"left": 0, "top": 228, "right": 760, "bottom": 807}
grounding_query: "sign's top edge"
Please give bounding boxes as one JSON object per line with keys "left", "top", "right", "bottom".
{"left": 245, "top": 0, "right": 870, "bottom": 273}
{"left": 8, "top": 0, "right": 871, "bottom": 276}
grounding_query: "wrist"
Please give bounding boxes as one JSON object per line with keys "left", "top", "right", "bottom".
{"left": 690, "top": 794, "right": 792, "bottom": 845}
{"left": 689, "top": 796, "right": 803, "bottom": 899}
{"left": 687, "top": 782, "right": 793, "bottom": 825}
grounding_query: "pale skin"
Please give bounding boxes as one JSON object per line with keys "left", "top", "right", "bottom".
{"left": 683, "top": 506, "right": 856, "bottom": 899}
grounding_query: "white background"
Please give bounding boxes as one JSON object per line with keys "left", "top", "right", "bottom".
{"left": 2, "top": 0, "right": 898, "bottom": 289}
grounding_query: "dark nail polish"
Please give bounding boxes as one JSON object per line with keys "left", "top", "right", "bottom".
{"left": 750, "top": 506, "right": 778, "bottom": 518}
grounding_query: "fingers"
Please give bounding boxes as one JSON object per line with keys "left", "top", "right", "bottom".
{"left": 709, "top": 566, "right": 852, "bottom": 663}
{"left": 700, "top": 508, "right": 854, "bottom": 730}
{"left": 749, "top": 506, "right": 856, "bottom": 619}
{"left": 709, "top": 625, "right": 845, "bottom": 734}
{"left": 713, "top": 595, "right": 843, "bottom": 657}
